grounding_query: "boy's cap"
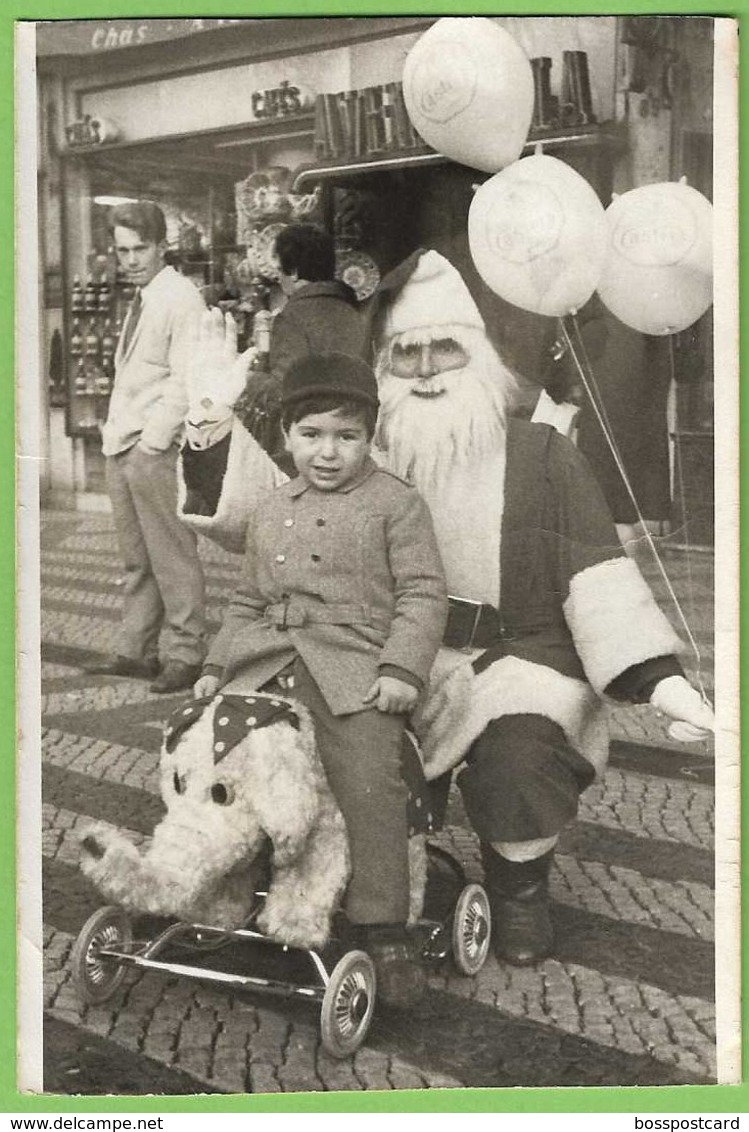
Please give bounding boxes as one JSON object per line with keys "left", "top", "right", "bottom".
{"left": 281, "top": 352, "right": 379, "bottom": 409}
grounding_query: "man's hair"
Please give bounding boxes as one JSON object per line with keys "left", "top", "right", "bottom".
{"left": 109, "top": 201, "right": 167, "bottom": 245}
{"left": 281, "top": 394, "right": 377, "bottom": 440}
{"left": 275, "top": 224, "right": 335, "bottom": 282}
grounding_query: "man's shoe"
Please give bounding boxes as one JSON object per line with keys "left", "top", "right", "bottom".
{"left": 482, "top": 844, "right": 555, "bottom": 966}
{"left": 149, "top": 660, "right": 203, "bottom": 695}
{"left": 83, "top": 655, "right": 160, "bottom": 679}
{"left": 367, "top": 936, "right": 427, "bottom": 1010}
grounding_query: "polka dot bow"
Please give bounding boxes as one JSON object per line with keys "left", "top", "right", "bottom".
{"left": 164, "top": 694, "right": 301, "bottom": 763}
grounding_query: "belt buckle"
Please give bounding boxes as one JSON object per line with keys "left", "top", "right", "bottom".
{"left": 447, "top": 595, "right": 484, "bottom": 652}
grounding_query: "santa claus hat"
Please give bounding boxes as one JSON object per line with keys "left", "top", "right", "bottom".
{"left": 382, "top": 250, "right": 485, "bottom": 340}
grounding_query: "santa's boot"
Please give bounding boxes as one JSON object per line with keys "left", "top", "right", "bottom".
{"left": 481, "top": 845, "right": 555, "bottom": 966}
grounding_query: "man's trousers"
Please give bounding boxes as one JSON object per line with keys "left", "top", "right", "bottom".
{"left": 106, "top": 444, "right": 207, "bottom": 667}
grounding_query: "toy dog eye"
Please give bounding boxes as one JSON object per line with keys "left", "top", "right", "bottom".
{"left": 173, "top": 771, "right": 186, "bottom": 794}
{"left": 211, "top": 782, "right": 235, "bottom": 806}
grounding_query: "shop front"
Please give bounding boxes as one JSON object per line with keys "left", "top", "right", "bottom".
{"left": 35, "top": 15, "right": 714, "bottom": 544}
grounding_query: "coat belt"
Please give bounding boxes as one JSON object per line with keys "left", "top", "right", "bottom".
{"left": 265, "top": 599, "right": 369, "bottom": 630}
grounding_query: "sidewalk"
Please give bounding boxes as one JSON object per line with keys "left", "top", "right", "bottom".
{"left": 38, "top": 507, "right": 721, "bottom": 1091}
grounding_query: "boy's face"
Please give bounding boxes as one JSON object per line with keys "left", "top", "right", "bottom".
{"left": 284, "top": 408, "right": 371, "bottom": 492}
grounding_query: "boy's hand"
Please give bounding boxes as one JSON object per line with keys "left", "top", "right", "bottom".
{"left": 194, "top": 674, "right": 220, "bottom": 699}
{"left": 363, "top": 676, "right": 418, "bottom": 715}
{"left": 650, "top": 675, "right": 714, "bottom": 741}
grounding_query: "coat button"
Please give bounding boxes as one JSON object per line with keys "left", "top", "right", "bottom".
{"left": 275, "top": 554, "right": 286, "bottom": 564}
{"left": 284, "top": 518, "right": 294, "bottom": 528}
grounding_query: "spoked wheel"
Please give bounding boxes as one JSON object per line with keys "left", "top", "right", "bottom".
{"left": 320, "top": 949, "right": 376, "bottom": 1058}
{"left": 70, "top": 905, "right": 133, "bottom": 1005}
{"left": 452, "top": 883, "right": 491, "bottom": 976}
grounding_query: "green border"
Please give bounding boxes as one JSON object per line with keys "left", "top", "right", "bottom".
{"left": 5, "top": 0, "right": 745, "bottom": 1116}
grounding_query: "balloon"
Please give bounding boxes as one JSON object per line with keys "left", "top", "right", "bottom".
{"left": 468, "top": 153, "right": 608, "bottom": 317}
{"left": 403, "top": 17, "right": 534, "bottom": 173}
{"left": 596, "top": 182, "right": 713, "bottom": 336}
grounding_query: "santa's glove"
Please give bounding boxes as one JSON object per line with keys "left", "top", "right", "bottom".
{"left": 650, "top": 675, "right": 715, "bottom": 742}
{"left": 185, "top": 308, "right": 256, "bottom": 425}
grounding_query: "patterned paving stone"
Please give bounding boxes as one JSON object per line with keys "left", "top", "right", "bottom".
{"left": 578, "top": 770, "right": 713, "bottom": 848}
{"left": 44, "top": 730, "right": 161, "bottom": 791}
{"left": 41, "top": 793, "right": 716, "bottom": 1084}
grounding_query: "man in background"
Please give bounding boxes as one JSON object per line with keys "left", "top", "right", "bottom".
{"left": 234, "top": 223, "right": 366, "bottom": 464}
{"left": 84, "top": 200, "right": 207, "bottom": 694}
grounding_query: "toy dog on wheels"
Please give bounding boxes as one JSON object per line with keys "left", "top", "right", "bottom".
{"left": 73, "top": 690, "right": 491, "bottom": 1058}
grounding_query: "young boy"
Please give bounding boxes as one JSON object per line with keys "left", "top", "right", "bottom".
{"left": 194, "top": 352, "right": 448, "bottom": 1007}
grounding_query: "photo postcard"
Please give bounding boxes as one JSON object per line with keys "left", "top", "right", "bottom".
{"left": 12, "top": 5, "right": 742, "bottom": 1113}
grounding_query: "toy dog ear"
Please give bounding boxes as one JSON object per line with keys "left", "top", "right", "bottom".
{"left": 242, "top": 724, "right": 320, "bottom": 867}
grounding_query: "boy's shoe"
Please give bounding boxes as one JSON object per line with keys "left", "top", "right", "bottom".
{"left": 367, "top": 935, "right": 427, "bottom": 1010}
{"left": 149, "top": 660, "right": 203, "bottom": 694}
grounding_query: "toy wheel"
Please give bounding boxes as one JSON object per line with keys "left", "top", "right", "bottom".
{"left": 452, "top": 883, "right": 491, "bottom": 976}
{"left": 70, "top": 906, "right": 133, "bottom": 1005}
{"left": 320, "top": 949, "right": 376, "bottom": 1058}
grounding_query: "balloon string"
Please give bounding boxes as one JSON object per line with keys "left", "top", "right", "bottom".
{"left": 560, "top": 315, "right": 706, "bottom": 695}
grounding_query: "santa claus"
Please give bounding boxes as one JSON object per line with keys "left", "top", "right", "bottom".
{"left": 178, "top": 249, "right": 713, "bottom": 966}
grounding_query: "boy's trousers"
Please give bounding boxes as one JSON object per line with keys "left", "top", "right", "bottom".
{"left": 289, "top": 657, "right": 411, "bottom": 926}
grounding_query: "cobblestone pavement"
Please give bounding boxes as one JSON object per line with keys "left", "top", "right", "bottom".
{"left": 34, "top": 511, "right": 719, "bottom": 1095}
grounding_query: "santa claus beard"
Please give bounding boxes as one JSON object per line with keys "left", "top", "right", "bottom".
{"left": 374, "top": 327, "right": 516, "bottom": 495}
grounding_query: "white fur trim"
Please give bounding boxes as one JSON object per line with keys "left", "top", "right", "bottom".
{"left": 177, "top": 418, "right": 288, "bottom": 554}
{"left": 418, "top": 652, "right": 610, "bottom": 780}
{"left": 563, "top": 557, "right": 683, "bottom": 696}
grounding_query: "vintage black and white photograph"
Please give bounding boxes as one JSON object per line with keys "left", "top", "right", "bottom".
{"left": 17, "top": 13, "right": 739, "bottom": 1097}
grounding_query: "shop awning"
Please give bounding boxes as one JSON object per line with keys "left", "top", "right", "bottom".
{"left": 292, "top": 124, "right": 621, "bottom": 190}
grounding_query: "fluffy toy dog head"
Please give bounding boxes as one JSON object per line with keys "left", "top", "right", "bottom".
{"left": 79, "top": 692, "right": 350, "bottom": 949}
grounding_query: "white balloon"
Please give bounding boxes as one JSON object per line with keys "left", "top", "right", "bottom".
{"left": 403, "top": 17, "right": 534, "bottom": 174}
{"left": 468, "top": 154, "right": 608, "bottom": 316}
{"left": 597, "top": 182, "right": 713, "bottom": 335}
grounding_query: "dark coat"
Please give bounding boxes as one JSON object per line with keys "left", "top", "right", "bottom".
{"left": 271, "top": 280, "right": 366, "bottom": 378}
{"left": 236, "top": 279, "right": 368, "bottom": 462}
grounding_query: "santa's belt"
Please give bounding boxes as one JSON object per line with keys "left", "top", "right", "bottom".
{"left": 265, "top": 599, "right": 369, "bottom": 631}
{"left": 444, "top": 596, "right": 507, "bottom": 650}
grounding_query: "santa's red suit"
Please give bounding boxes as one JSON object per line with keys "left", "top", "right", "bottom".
{"left": 177, "top": 250, "right": 712, "bottom": 965}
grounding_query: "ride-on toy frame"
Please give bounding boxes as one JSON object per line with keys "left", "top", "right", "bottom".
{"left": 71, "top": 844, "right": 491, "bottom": 1058}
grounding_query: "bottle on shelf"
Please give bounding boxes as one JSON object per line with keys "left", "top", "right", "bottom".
{"left": 94, "top": 368, "right": 112, "bottom": 396}
{"left": 100, "top": 318, "right": 116, "bottom": 373}
{"left": 73, "top": 359, "right": 89, "bottom": 396}
{"left": 71, "top": 275, "right": 84, "bottom": 314}
{"left": 69, "top": 318, "right": 83, "bottom": 357}
{"left": 98, "top": 275, "right": 112, "bottom": 312}
{"left": 84, "top": 321, "right": 100, "bottom": 359}
{"left": 84, "top": 274, "right": 99, "bottom": 313}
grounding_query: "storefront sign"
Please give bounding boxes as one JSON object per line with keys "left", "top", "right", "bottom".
{"left": 251, "top": 81, "right": 305, "bottom": 120}
{"left": 314, "top": 82, "right": 425, "bottom": 162}
{"left": 36, "top": 19, "right": 245, "bottom": 57}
